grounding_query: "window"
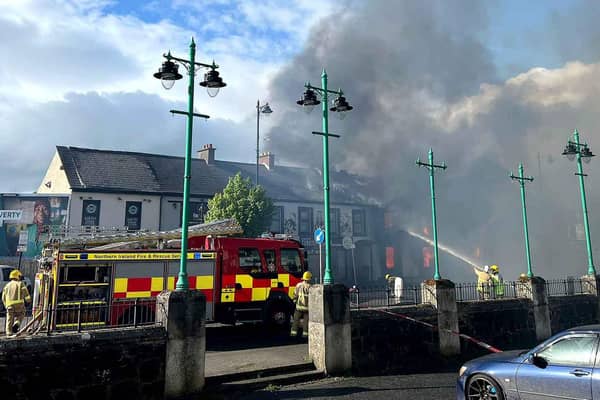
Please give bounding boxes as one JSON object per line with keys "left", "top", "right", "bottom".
{"left": 353, "top": 209, "right": 367, "bottom": 236}
{"left": 239, "top": 248, "right": 262, "bottom": 272}
{"left": 298, "top": 207, "right": 313, "bottom": 237}
{"left": 281, "top": 248, "right": 301, "bottom": 273}
{"left": 264, "top": 249, "right": 276, "bottom": 273}
{"left": 2, "top": 268, "right": 10, "bottom": 281}
{"left": 537, "top": 335, "right": 598, "bottom": 367}
{"left": 124, "top": 201, "right": 142, "bottom": 231}
{"left": 270, "top": 206, "right": 284, "bottom": 234}
{"left": 330, "top": 208, "right": 340, "bottom": 242}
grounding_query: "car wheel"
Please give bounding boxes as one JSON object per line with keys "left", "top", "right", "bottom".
{"left": 466, "top": 374, "right": 504, "bottom": 400}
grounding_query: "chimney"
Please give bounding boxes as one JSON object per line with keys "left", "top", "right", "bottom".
{"left": 197, "top": 144, "right": 216, "bottom": 164}
{"left": 259, "top": 152, "right": 275, "bottom": 170}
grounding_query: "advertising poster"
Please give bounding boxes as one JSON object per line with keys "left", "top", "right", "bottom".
{"left": 81, "top": 199, "right": 100, "bottom": 226}
{"left": 0, "top": 195, "right": 69, "bottom": 257}
{"left": 125, "top": 201, "right": 142, "bottom": 231}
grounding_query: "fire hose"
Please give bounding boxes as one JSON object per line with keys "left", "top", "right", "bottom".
{"left": 377, "top": 309, "right": 502, "bottom": 353}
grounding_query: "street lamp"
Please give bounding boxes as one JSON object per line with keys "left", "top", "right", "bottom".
{"left": 562, "top": 129, "right": 596, "bottom": 276}
{"left": 416, "top": 149, "right": 447, "bottom": 280}
{"left": 510, "top": 164, "right": 535, "bottom": 278}
{"left": 256, "top": 100, "right": 273, "bottom": 185}
{"left": 154, "top": 38, "right": 226, "bottom": 290}
{"left": 296, "top": 69, "right": 353, "bottom": 284}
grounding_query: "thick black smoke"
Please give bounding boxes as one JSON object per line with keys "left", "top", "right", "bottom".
{"left": 265, "top": 1, "right": 600, "bottom": 280}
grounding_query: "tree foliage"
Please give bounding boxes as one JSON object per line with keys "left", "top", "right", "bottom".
{"left": 205, "top": 173, "right": 275, "bottom": 237}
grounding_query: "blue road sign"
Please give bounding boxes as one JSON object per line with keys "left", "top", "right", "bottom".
{"left": 314, "top": 228, "right": 325, "bottom": 245}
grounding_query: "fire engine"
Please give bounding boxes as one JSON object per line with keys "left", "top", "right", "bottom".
{"left": 30, "top": 220, "right": 307, "bottom": 332}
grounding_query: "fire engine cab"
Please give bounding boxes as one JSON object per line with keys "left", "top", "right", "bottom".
{"left": 31, "top": 220, "right": 308, "bottom": 332}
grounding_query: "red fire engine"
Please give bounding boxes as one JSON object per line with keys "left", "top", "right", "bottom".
{"left": 32, "top": 220, "right": 307, "bottom": 332}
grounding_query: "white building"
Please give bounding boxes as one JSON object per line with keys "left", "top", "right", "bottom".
{"left": 36, "top": 145, "right": 384, "bottom": 285}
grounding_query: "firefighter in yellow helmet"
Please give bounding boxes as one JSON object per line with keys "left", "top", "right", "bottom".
{"left": 290, "top": 271, "right": 312, "bottom": 338}
{"left": 2, "top": 269, "right": 31, "bottom": 336}
{"left": 489, "top": 265, "right": 504, "bottom": 298}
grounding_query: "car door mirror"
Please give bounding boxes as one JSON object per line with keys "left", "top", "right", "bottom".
{"left": 531, "top": 354, "right": 548, "bottom": 369}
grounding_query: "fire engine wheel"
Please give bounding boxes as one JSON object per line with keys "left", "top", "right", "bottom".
{"left": 267, "top": 303, "right": 291, "bottom": 329}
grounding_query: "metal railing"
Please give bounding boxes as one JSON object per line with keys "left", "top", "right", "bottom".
{"left": 454, "top": 281, "right": 527, "bottom": 302}
{"left": 349, "top": 285, "right": 422, "bottom": 309}
{"left": 545, "top": 277, "right": 586, "bottom": 297}
{"left": 1, "top": 298, "right": 158, "bottom": 336}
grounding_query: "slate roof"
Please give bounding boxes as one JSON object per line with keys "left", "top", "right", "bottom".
{"left": 55, "top": 146, "right": 378, "bottom": 206}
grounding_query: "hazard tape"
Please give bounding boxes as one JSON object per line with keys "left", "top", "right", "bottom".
{"left": 377, "top": 309, "right": 502, "bottom": 353}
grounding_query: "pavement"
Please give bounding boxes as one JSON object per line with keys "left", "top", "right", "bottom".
{"left": 204, "top": 372, "right": 458, "bottom": 399}
{"left": 206, "top": 342, "right": 310, "bottom": 377}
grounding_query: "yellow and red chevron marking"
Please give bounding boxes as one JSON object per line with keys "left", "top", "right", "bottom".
{"left": 220, "top": 273, "right": 302, "bottom": 303}
{"left": 113, "top": 275, "right": 215, "bottom": 301}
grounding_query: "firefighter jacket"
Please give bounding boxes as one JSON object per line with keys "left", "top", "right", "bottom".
{"left": 2, "top": 280, "right": 31, "bottom": 309}
{"left": 490, "top": 273, "right": 504, "bottom": 297}
{"left": 293, "top": 281, "right": 311, "bottom": 312}
{"left": 474, "top": 267, "right": 490, "bottom": 293}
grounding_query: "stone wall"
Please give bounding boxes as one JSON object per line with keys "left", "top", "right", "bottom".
{"left": 458, "top": 299, "right": 537, "bottom": 359}
{"left": 0, "top": 327, "right": 166, "bottom": 400}
{"left": 351, "top": 294, "right": 600, "bottom": 375}
{"left": 351, "top": 305, "right": 441, "bottom": 375}
{"left": 549, "top": 294, "right": 599, "bottom": 333}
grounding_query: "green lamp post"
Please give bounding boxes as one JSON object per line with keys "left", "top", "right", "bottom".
{"left": 562, "top": 129, "right": 596, "bottom": 276}
{"left": 510, "top": 164, "right": 535, "bottom": 278}
{"left": 416, "top": 149, "right": 447, "bottom": 280}
{"left": 154, "top": 38, "right": 226, "bottom": 290}
{"left": 256, "top": 100, "right": 273, "bottom": 186}
{"left": 296, "top": 69, "right": 353, "bottom": 284}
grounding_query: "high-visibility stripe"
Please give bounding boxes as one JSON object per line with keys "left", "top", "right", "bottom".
{"left": 125, "top": 291, "right": 151, "bottom": 298}
{"left": 114, "top": 278, "right": 127, "bottom": 293}
{"left": 56, "top": 322, "right": 106, "bottom": 328}
{"left": 252, "top": 287, "right": 270, "bottom": 301}
{"left": 278, "top": 274, "right": 290, "bottom": 287}
{"left": 236, "top": 274, "right": 253, "bottom": 289}
{"left": 151, "top": 277, "right": 163, "bottom": 292}
{"left": 196, "top": 275, "right": 213, "bottom": 289}
{"left": 221, "top": 288, "right": 235, "bottom": 302}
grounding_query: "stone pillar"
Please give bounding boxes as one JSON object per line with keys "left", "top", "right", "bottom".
{"left": 519, "top": 277, "right": 551, "bottom": 341}
{"left": 157, "top": 290, "right": 206, "bottom": 400}
{"left": 421, "top": 279, "right": 460, "bottom": 356}
{"left": 580, "top": 275, "right": 600, "bottom": 322}
{"left": 308, "top": 284, "right": 351, "bottom": 375}
{"left": 581, "top": 275, "right": 600, "bottom": 295}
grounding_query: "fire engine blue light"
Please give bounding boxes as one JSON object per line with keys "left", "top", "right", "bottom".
{"left": 80, "top": 254, "right": 88, "bottom": 260}
{"left": 194, "top": 253, "right": 201, "bottom": 259}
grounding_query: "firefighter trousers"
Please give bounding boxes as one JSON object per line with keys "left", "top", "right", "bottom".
{"left": 290, "top": 309, "right": 308, "bottom": 337}
{"left": 5, "top": 305, "right": 25, "bottom": 336}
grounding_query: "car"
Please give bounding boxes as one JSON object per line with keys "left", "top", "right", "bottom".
{"left": 457, "top": 324, "right": 600, "bottom": 400}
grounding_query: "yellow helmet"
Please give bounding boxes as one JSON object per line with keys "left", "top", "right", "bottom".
{"left": 302, "top": 271, "right": 313, "bottom": 281}
{"left": 9, "top": 269, "right": 21, "bottom": 280}
{"left": 385, "top": 274, "right": 391, "bottom": 280}
{"left": 490, "top": 265, "right": 499, "bottom": 273}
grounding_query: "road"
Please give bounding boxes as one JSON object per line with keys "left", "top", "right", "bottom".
{"left": 228, "top": 373, "right": 457, "bottom": 399}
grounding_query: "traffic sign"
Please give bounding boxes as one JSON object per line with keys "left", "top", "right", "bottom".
{"left": 314, "top": 228, "right": 325, "bottom": 245}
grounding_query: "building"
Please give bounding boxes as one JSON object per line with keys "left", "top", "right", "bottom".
{"left": 34, "top": 145, "right": 384, "bottom": 286}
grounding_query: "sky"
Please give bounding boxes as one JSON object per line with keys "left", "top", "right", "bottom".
{"left": 2, "top": 0, "right": 600, "bottom": 278}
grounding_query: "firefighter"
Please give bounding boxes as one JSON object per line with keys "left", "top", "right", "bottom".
{"left": 290, "top": 271, "right": 312, "bottom": 338}
{"left": 2, "top": 269, "right": 31, "bottom": 336}
{"left": 474, "top": 265, "right": 490, "bottom": 300}
{"left": 385, "top": 273, "right": 403, "bottom": 299}
{"left": 489, "top": 265, "right": 504, "bottom": 298}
